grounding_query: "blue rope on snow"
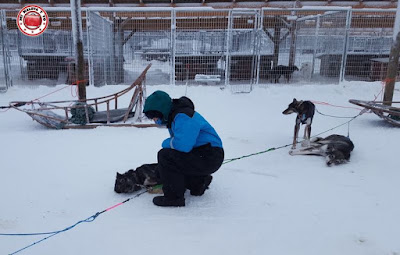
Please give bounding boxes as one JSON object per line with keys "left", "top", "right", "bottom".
{"left": 0, "top": 213, "right": 98, "bottom": 237}
{"left": 6, "top": 214, "right": 99, "bottom": 255}
{"left": 1, "top": 189, "right": 148, "bottom": 255}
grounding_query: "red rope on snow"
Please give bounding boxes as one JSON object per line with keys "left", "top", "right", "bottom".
{"left": 312, "top": 77, "right": 394, "bottom": 111}
{"left": 311, "top": 100, "right": 363, "bottom": 111}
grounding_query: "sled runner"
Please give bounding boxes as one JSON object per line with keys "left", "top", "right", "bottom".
{"left": 9, "top": 64, "right": 156, "bottom": 129}
{"left": 349, "top": 99, "right": 400, "bottom": 127}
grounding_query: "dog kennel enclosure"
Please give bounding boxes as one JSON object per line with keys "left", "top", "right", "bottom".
{"left": 0, "top": 7, "right": 398, "bottom": 93}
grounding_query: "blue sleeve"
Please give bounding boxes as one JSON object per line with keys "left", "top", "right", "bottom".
{"left": 161, "top": 128, "right": 174, "bottom": 148}
{"left": 169, "top": 113, "right": 200, "bottom": 153}
{"left": 162, "top": 138, "right": 171, "bottom": 148}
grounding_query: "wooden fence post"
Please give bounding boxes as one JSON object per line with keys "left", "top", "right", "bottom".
{"left": 383, "top": 1, "right": 400, "bottom": 106}
{"left": 71, "top": 0, "right": 86, "bottom": 101}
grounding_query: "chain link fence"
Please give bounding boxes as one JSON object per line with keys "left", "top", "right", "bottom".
{"left": 0, "top": 7, "right": 398, "bottom": 93}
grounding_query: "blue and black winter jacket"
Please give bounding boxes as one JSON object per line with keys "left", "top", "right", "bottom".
{"left": 162, "top": 97, "right": 223, "bottom": 153}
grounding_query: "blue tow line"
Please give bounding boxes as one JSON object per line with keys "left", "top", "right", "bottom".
{"left": 0, "top": 189, "right": 148, "bottom": 255}
{"left": 5, "top": 214, "right": 99, "bottom": 255}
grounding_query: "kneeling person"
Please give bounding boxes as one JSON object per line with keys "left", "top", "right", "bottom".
{"left": 144, "top": 91, "right": 224, "bottom": 207}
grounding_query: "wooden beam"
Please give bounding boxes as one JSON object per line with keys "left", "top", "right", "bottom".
{"left": 279, "top": 30, "right": 290, "bottom": 43}
{"left": 123, "top": 29, "right": 136, "bottom": 45}
{"left": 264, "top": 29, "right": 273, "bottom": 41}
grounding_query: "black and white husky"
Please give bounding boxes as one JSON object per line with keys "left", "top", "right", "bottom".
{"left": 283, "top": 98, "right": 315, "bottom": 149}
{"left": 289, "top": 134, "right": 355, "bottom": 166}
{"left": 114, "top": 164, "right": 160, "bottom": 193}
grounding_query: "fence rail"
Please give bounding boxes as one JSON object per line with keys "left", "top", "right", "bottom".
{"left": 0, "top": 7, "right": 398, "bottom": 93}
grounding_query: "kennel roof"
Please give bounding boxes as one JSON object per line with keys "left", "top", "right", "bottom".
{"left": 0, "top": 0, "right": 398, "bottom": 9}
{"left": 3, "top": 7, "right": 397, "bottom": 31}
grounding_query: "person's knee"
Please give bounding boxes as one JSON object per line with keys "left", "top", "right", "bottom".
{"left": 157, "top": 148, "right": 180, "bottom": 170}
{"left": 157, "top": 148, "right": 172, "bottom": 162}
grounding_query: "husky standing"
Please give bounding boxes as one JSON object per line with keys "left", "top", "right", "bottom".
{"left": 283, "top": 98, "right": 315, "bottom": 149}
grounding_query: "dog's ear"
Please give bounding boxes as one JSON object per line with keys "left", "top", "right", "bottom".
{"left": 116, "top": 172, "right": 122, "bottom": 178}
{"left": 292, "top": 98, "right": 297, "bottom": 103}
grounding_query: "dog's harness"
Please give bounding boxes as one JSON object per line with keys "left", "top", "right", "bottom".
{"left": 298, "top": 114, "right": 312, "bottom": 125}
{"left": 301, "top": 114, "right": 307, "bottom": 123}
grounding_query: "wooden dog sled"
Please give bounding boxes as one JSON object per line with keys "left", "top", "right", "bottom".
{"left": 349, "top": 99, "right": 400, "bottom": 127}
{"left": 9, "top": 64, "right": 156, "bottom": 129}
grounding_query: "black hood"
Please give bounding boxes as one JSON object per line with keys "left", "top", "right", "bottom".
{"left": 167, "top": 96, "right": 195, "bottom": 128}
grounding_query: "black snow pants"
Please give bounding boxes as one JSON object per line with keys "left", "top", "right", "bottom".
{"left": 156, "top": 143, "right": 224, "bottom": 199}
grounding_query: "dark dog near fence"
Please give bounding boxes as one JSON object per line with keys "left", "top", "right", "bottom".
{"left": 269, "top": 65, "right": 299, "bottom": 83}
{"left": 114, "top": 164, "right": 160, "bottom": 193}
{"left": 289, "top": 134, "right": 355, "bottom": 166}
{"left": 282, "top": 98, "right": 315, "bottom": 149}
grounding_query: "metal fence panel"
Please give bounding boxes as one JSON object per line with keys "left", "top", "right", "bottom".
{"left": 112, "top": 10, "right": 172, "bottom": 85}
{"left": 87, "top": 11, "right": 114, "bottom": 86}
{"left": 347, "top": 10, "right": 395, "bottom": 81}
{"left": 228, "top": 10, "right": 259, "bottom": 93}
{"left": 174, "top": 9, "right": 229, "bottom": 89}
{"left": 312, "top": 10, "right": 348, "bottom": 83}
{"left": 261, "top": 9, "right": 349, "bottom": 85}
{"left": 6, "top": 9, "right": 77, "bottom": 87}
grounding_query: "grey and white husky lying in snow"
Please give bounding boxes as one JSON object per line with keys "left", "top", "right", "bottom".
{"left": 289, "top": 134, "right": 354, "bottom": 166}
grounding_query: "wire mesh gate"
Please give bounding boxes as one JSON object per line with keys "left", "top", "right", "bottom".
{"left": 347, "top": 10, "right": 395, "bottom": 81}
{"left": 260, "top": 8, "right": 349, "bottom": 85}
{"left": 174, "top": 10, "right": 227, "bottom": 89}
{"left": 113, "top": 10, "right": 172, "bottom": 86}
{"left": 87, "top": 11, "right": 114, "bottom": 86}
{"left": 174, "top": 9, "right": 259, "bottom": 93}
{"left": 2, "top": 9, "right": 76, "bottom": 87}
{"left": 228, "top": 10, "right": 260, "bottom": 93}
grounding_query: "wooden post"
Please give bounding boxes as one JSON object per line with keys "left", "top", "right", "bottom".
{"left": 94, "top": 99, "right": 98, "bottom": 111}
{"left": 288, "top": 19, "right": 297, "bottom": 67}
{"left": 70, "top": 0, "right": 86, "bottom": 101}
{"left": 106, "top": 101, "right": 110, "bottom": 124}
{"left": 272, "top": 18, "right": 281, "bottom": 68}
{"left": 116, "top": 20, "right": 125, "bottom": 84}
{"left": 383, "top": 1, "right": 400, "bottom": 106}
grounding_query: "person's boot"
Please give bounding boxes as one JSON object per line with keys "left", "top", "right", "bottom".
{"left": 190, "top": 175, "right": 213, "bottom": 196}
{"left": 153, "top": 196, "right": 185, "bottom": 207}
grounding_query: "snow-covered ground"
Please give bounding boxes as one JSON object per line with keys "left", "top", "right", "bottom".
{"left": 0, "top": 81, "right": 399, "bottom": 255}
